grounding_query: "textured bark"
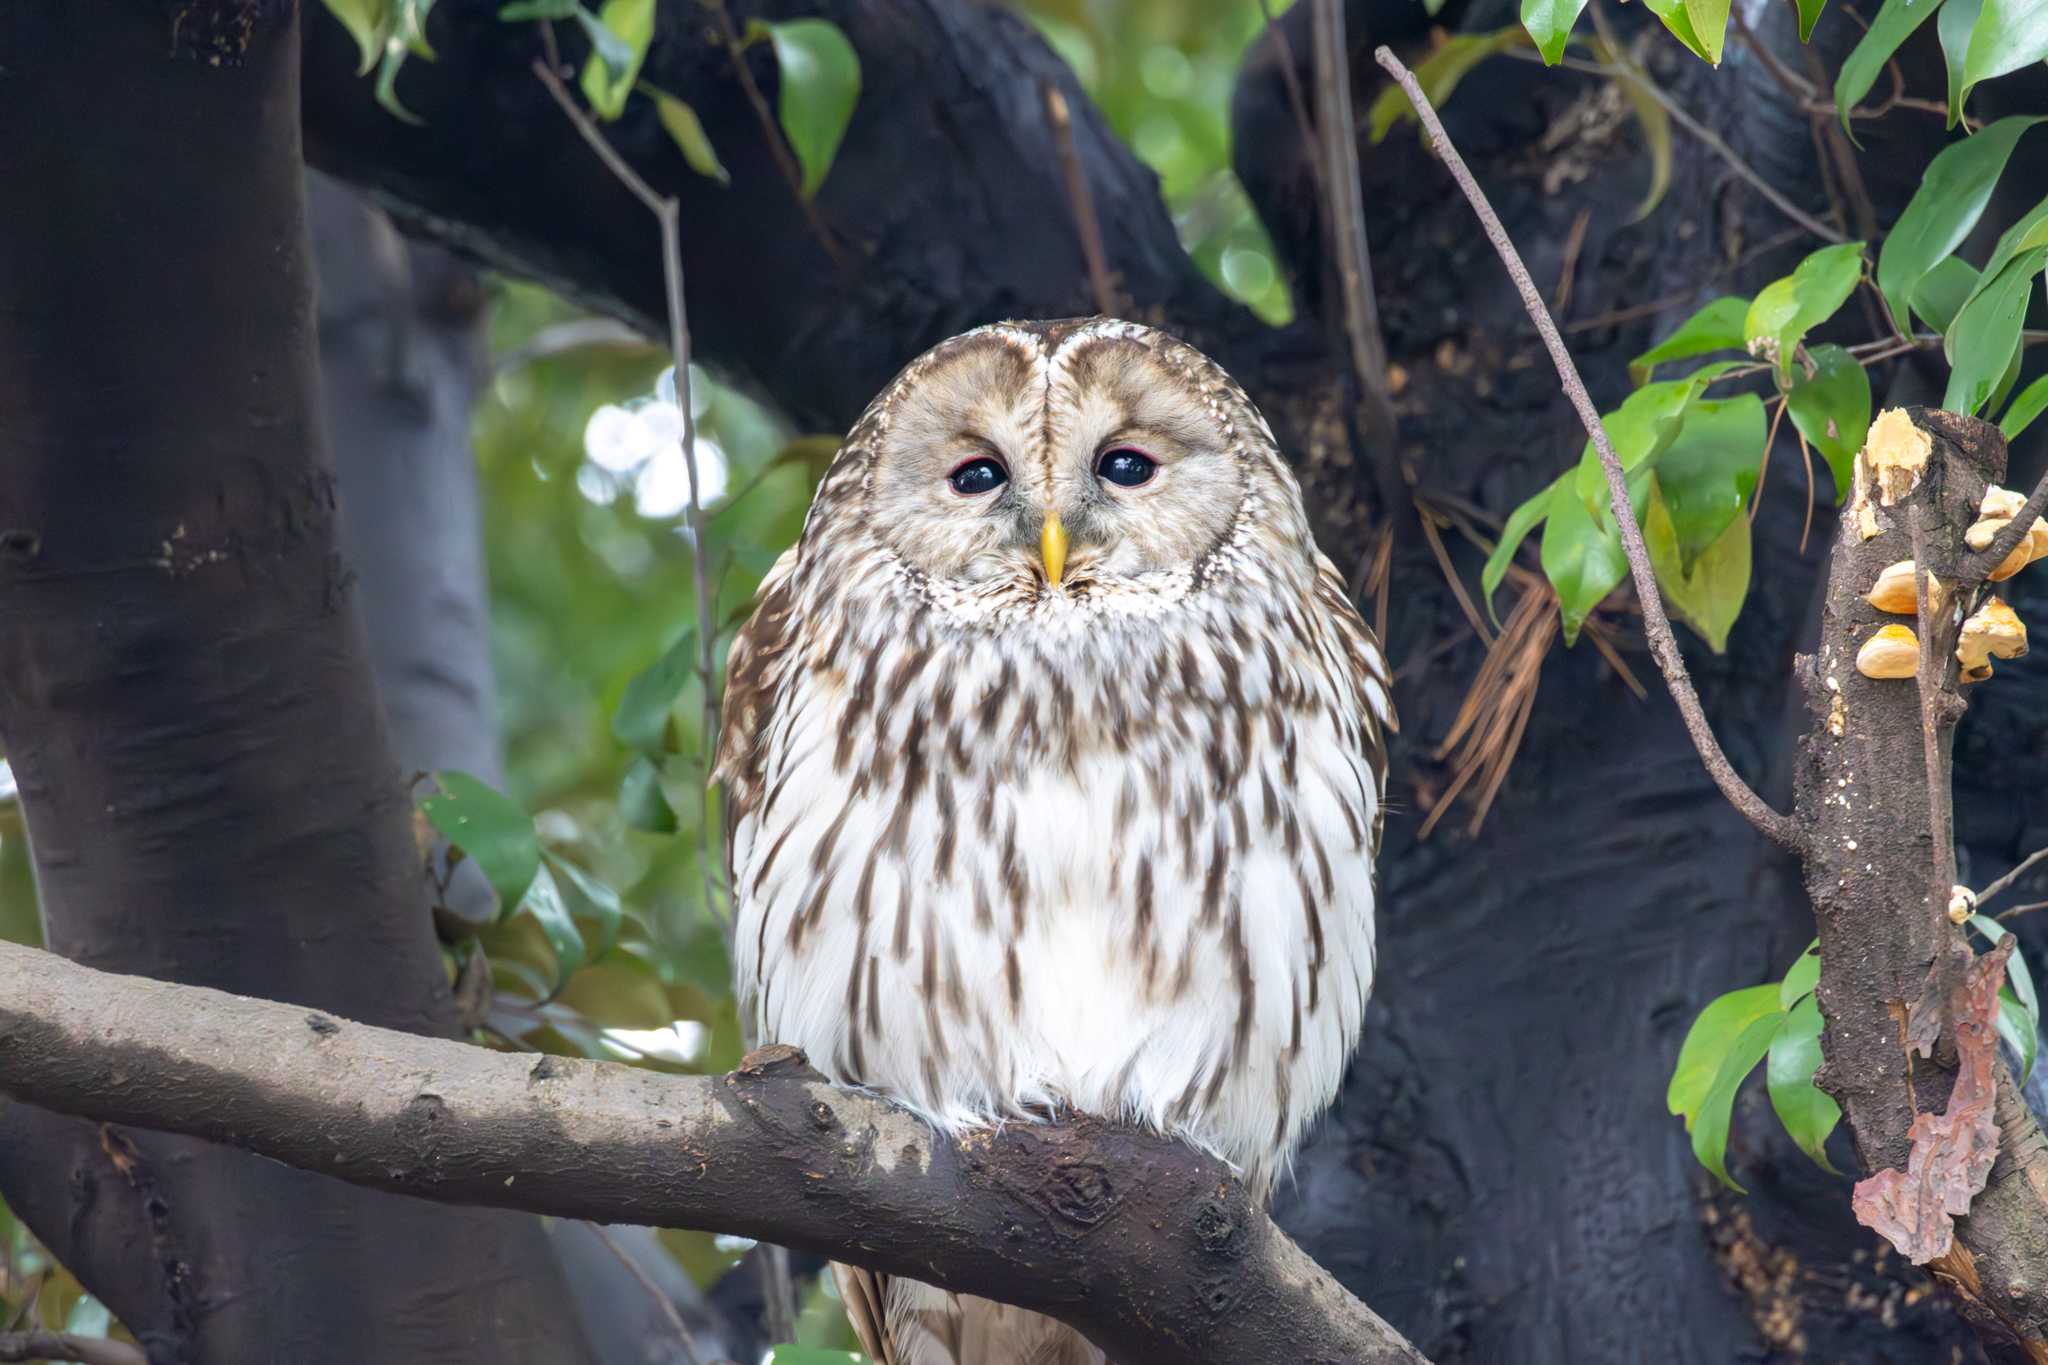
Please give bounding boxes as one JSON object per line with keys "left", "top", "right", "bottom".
{"left": 0, "top": 8, "right": 589, "bottom": 1361}
{"left": 0, "top": 941, "right": 1431, "bottom": 1365}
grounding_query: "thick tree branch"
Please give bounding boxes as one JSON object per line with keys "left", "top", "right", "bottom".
{"left": 1372, "top": 47, "right": 1799, "bottom": 851}
{"left": 0, "top": 941, "right": 1429, "bottom": 1365}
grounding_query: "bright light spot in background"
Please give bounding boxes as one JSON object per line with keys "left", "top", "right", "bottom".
{"left": 635, "top": 438, "right": 728, "bottom": 519}
{"left": 716, "top": 1234, "right": 758, "bottom": 1255}
{"left": 0, "top": 759, "right": 14, "bottom": 806}
{"left": 601, "top": 1020, "right": 707, "bottom": 1064}
{"left": 580, "top": 400, "right": 730, "bottom": 520}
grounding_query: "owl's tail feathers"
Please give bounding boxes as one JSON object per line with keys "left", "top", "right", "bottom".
{"left": 829, "top": 1264, "right": 1106, "bottom": 1365}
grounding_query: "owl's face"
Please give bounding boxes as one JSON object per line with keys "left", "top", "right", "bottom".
{"left": 853, "top": 320, "right": 1273, "bottom": 614}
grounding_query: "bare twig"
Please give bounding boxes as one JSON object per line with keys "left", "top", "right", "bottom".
{"left": 1979, "top": 845, "right": 2048, "bottom": 907}
{"left": 0, "top": 1333, "right": 146, "bottom": 1365}
{"left": 1997, "top": 899, "right": 2048, "bottom": 923}
{"left": 1909, "top": 506, "right": 1956, "bottom": 909}
{"left": 588, "top": 1225, "right": 706, "bottom": 1365}
{"left": 706, "top": 0, "right": 843, "bottom": 267}
{"left": 1256, "top": 0, "right": 1324, "bottom": 190}
{"left": 1042, "top": 82, "right": 1120, "bottom": 317}
{"left": 1376, "top": 45, "right": 1800, "bottom": 850}
{"left": 1313, "top": 0, "right": 1399, "bottom": 457}
{"left": 1965, "top": 469, "right": 2048, "bottom": 582}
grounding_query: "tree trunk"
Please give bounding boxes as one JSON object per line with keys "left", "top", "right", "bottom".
{"left": 0, "top": 8, "right": 589, "bottom": 1361}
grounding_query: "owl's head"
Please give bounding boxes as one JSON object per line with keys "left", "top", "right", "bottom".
{"left": 814, "top": 318, "right": 1311, "bottom": 624}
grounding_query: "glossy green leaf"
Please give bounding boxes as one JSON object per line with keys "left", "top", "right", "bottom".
{"left": 579, "top": 0, "right": 654, "bottom": 120}
{"left": 1645, "top": 489, "right": 1751, "bottom": 652}
{"left": 1370, "top": 28, "right": 1530, "bottom": 141}
{"left": 764, "top": 1348, "right": 868, "bottom": 1365}
{"left": 1693, "top": 1011, "right": 1785, "bottom": 1191}
{"left": 1641, "top": 0, "right": 1716, "bottom": 63}
{"left": 1797, "top": 0, "right": 1827, "bottom": 41}
{"left": 1629, "top": 296, "right": 1749, "bottom": 384}
{"left": 1743, "top": 241, "right": 1866, "bottom": 375}
{"left": 1520, "top": 0, "right": 1589, "bottom": 64}
{"left": 497, "top": 0, "right": 577, "bottom": 18}
{"left": 1943, "top": 244, "right": 2047, "bottom": 414}
{"left": 1962, "top": 0, "right": 2048, "bottom": 99}
{"left": 2001, "top": 373, "right": 2048, "bottom": 440}
{"left": 374, "top": 37, "right": 425, "bottom": 125}
{"left": 519, "top": 863, "right": 586, "bottom": 988}
{"left": 1767, "top": 994, "right": 1842, "bottom": 1172}
{"left": 1481, "top": 475, "right": 1565, "bottom": 625}
{"left": 1939, "top": 0, "right": 1985, "bottom": 124}
{"left": 1670, "top": 983, "right": 1784, "bottom": 1123}
{"left": 1652, "top": 394, "right": 1766, "bottom": 567}
{"left": 1784, "top": 344, "right": 1872, "bottom": 499}
{"left": 1999, "top": 989, "right": 2039, "bottom": 1082}
{"left": 571, "top": 5, "right": 635, "bottom": 93}
{"left": 1837, "top": 0, "right": 1950, "bottom": 137}
{"left": 1570, "top": 364, "right": 1736, "bottom": 507}
{"left": 421, "top": 772, "right": 541, "bottom": 914}
{"left": 547, "top": 851, "right": 627, "bottom": 958}
{"left": 1542, "top": 474, "right": 1631, "bottom": 647}
{"left": 395, "top": 0, "right": 435, "bottom": 57}
{"left": 761, "top": 19, "right": 861, "bottom": 199}
{"left": 1682, "top": 0, "right": 1732, "bottom": 63}
{"left": 613, "top": 630, "right": 698, "bottom": 755}
{"left": 1988, "top": 339, "right": 2027, "bottom": 415}
{"left": 649, "top": 91, "right": 730, "bottom": 184}
{"left": 620, "top": 755, "right": 677, "bottom": 834}
{"left": 1908, "top": 256, "right": 1980, "bottom": 332}
{"left": 1780, "top": 939, "right": 1822, "bottom": 1008}
{"left": 1878, "top": 116, "right": 2041, "bottom": 330}
{"left": 321, "top": 0, "right": 392, "bottom": 73}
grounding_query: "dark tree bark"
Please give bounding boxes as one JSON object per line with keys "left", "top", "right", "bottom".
{"left": 0, "top": 7, "right": 589, "bottom": 1361}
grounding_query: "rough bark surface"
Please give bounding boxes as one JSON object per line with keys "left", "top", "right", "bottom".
{"left": 0, "top": 8, "right": 589, "bottom": 1361}
{"left": 0, "top": 940, "right": 1430, "bottom": 1365}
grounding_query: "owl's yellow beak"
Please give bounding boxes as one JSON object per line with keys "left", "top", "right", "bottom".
{"left": 1041, "top": 512, "right": 1069, "bottom": 589}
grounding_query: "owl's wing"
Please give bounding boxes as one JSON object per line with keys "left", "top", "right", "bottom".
{"left": 1313, "top": 550, "right": 1398, "bottom": 737}
{"left": 830, "top": 1262, "right": 897, "bottom": 1365}
{"left": 713, "top": 543, "right": 804, "bottom": 874}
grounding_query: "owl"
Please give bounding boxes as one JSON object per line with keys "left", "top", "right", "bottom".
{"left": 715, "top": 318, "right": 1393, "bottom": 1364}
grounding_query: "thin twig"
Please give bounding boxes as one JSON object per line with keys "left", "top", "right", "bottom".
{"left": 589, "top": 1225, "right": 706, "bottom": 1365}
{"left": 706, "top": 0, "right": 843, "bottom": 267}
{"left": 1313, "top": 0, "right": 1399, "bottom": 457}
{"left": 0, "top": 1333, "right": 147, "bottom": 1365}
{"left": 1997, "top": 899, "right": 2048, "bottom": 923}
{"left": 1909, "top": 506, "right": 1956, "bottom": 910}
{"left": 1979, "top": 846, "right": 2048, "bottom": 907}
{"left": 1749, "top": 394, "right": 1788, "bottom": 522}
{"left": 1796, "top": 427, "right": 1819, "bottom": 555}
{"left": 1042, "top": 82, "right": 1119, "bottom": 316}
{"left": 1257, "top": 0, "right": 1324, "bottom": 190}
{"left": 1965, "top": 469, "right": 2048, "bottom": 582}
{"left": 1376, "top": 46, "right": 1800, "bottom": 851}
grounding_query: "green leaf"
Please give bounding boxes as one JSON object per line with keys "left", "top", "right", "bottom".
{"left": 1939, "top": 0, "right": 1986, "bottom": 124}
{"left": 1520, "top": 0, "right": 1589, "bottom": 65}
{"left": 1570, "top": 364, "right": 1736, "bottom": 507}
{"left": 1970, "top": 913, "right": 2040, "bottom": 1020}
{"left": 1481, "top": 476, "right": 1564, "bottom": 625}
{"left": 1743, "top": 242, "right": 1867, "bottom": 376}
{"left": 572, "top": 5, "right": 636, "bottom": 93}
{"left": 374, "top": 36, "right": 425, "bottom": 125}
{"left": 2000, "top": 373, "right": 2048, "bottom": 440}
{"left": 497, "top": 0, "right": 577, "bottom": 17}
{"left": 764, "top": 1348, "right": 869, "bottom": 1365}
{"left": 1646, "top": 489, "right": 1751, "bottom": 651}
{"left": 1693, "top": 1011, "right": 1785, "bottom": 1191}
{"left": 761, "top": 19, "right": 861, "bottom": 199}
{"left": 1962, "top": 0, "right": 2048, "bottom": 101}
{"left": 518, "top": 863, "right": 587, "bottom": 988}
{"left": 1797, "top": 0, "right": 1827, "bottom": 42}
{"left": 1542, "top": 473, "right": 1631, "bottom": 647}
{"left": 321, "top": 0, "right": 392, "bottom": 73}
{"left": 1908, "top": 256, "right": 1981, "bottom": 333}
{"left": 1682, "top": 0, "right": 1732, "bottom": 64}
{"left": 1370, "top": 28, "right": 1530, "bottom": 142}
{"left": 1670, "top": 982, "right": 1784, "bottom": 1124}
{"left": 547, "top": 851, "right": 627, "bottom": 958}
{"left": 579, "top": 0, "right": 654, "bottom": 120}
{"left": 613, "top": 630, "right": 698, "bottom": 755}
{"left": 1878, "top": 116, "right": 2042, "bottom": 331}
{"left": 1641, "top": 0, "right": 1716, "bottom": 62}
{"left": 1767, "top": 994, "right": 1842, "bottom": 1172}
{"left": 1943, "top": 244, "right": 2048, "bottom": 414}
{"left": 1652, "top": 394, "right": 1766, "bottom": 566}
{"left": 1780, "top": 939, "right": 1822, "bottom": 1008}
{"left": 1836, "top": 0, "right": 1950, "bottom": 139}
{"left": 620, "top": 755, "right": 677, "bottom": 834}
{"left": 648, "top": 90, "right": 730, "bottom": 184}
{"left": 1999, "top": 990, "right": 2039, "bottom": 1082}
{"left": 1630, "top": 296, "right": 1749, "bottom": 384}
{"left": 1784, "top": 344, "right": 1872, "bottom": 499}
{"left": 1611, "top": 67, "right": 1673, "bottom": 221}
{"left": 395, "top": 0, "right": 435, "bottom": 57}
{"left": 421, "top": 772, "right": 541, "bottom": 914}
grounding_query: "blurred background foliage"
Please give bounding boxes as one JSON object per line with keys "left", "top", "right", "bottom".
{"left": 0, "top": 0, "right": 1297, "bottom": 1349}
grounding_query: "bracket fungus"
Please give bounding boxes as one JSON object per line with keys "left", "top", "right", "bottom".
{"left": 1964, "top": 484, "right": 2048, "bottom": 582}
{"left": 1865, "top": 408, "right": 1932, "bottom": 506}
{"left": 1956, "top": 597, "right": 2026, "bottom": 683}
{"left": 1865, "top": 560, "right": 1942, "bottom": 615}
{"left": 1856, "top": 623, "right": 1922, "bottom": 680}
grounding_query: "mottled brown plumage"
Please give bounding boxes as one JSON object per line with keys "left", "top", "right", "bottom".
{"left": 717, "top": 319, "right": 1392, "bottom": 1363}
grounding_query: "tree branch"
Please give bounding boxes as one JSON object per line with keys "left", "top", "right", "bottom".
{"left": 1965, "top": 468, "right": 2048, "bottom": 584}
{"left": 0, "top": 941, "right": 1430, "bottom": 1365}
{"left": 1371, "top": 46, "right": 1799, "bottom": 851}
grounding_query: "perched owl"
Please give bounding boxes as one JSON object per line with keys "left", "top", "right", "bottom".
{"left": 716, "top": 318, "right": 1393, "bottom": 1364}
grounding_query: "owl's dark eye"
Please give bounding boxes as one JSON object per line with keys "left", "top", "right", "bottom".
{"left": 947, "top": 457, "right": 1008, "bottom": 497}
{"left": 1096, "top": 447, "right": 1157, "bottom": 488}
